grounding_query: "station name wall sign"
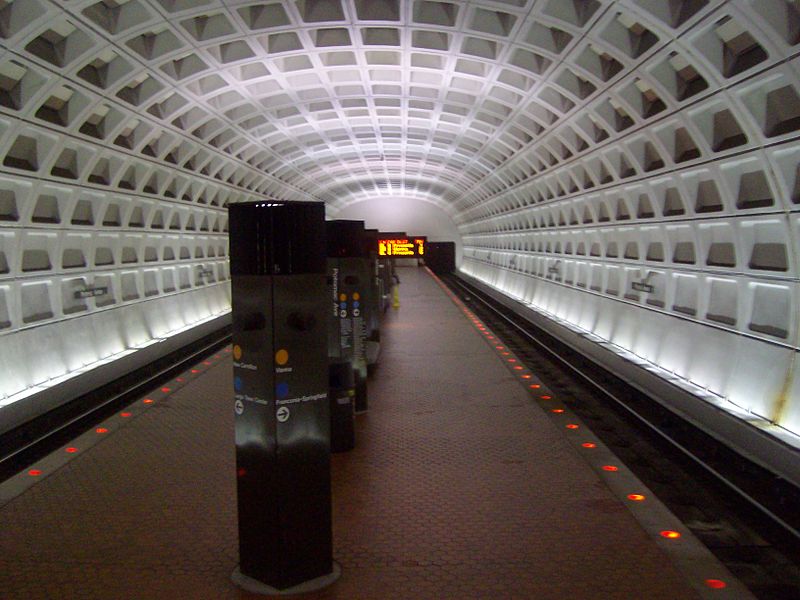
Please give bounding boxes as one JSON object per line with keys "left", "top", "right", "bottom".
{"left": 74, "top": 286, "right": 108, "bottom": 299}
{"left": 377, "top": 237, "right": 426, "bottom": 257}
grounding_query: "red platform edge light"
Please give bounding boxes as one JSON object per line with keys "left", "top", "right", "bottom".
{"left": 627, "top": 494, "right": 646, "bottom": 501}
{"left": 529, "top": 384, "right": 540, "bottom": 389}
{"left": 120, "top": 412, "right": 132, "bottom": 417}
{"left": 143, "top": 398, "right": 154, "bottom": 404}
{"left": 551, "top": 408, "right": 565, "bottom": 413}
{"left": 96, "top": 428, "right": 108, "bottom": 434}
{"left": 540, "top": 395, "right": 552, "bottom": 400}
{"left": 28, "top": 469, "right": 42, "bottom": 476}
{"left": 161, "top": 387, "right": 171, "bottom": 393}
{"left": 582, "top": 442, "right": 597, "bottom": 448}
{"left": 566, "top": 424, "right": 579, "bottom": 429}
{"left": 660, "top": 530, "right": 681, "bottom": 539}
{"left": 602, "top": 465, "right": 619, "bottom": 472}
{"left": 705, "top": 579, "right": 727, "bottom": 589}
{"left": 65, "top": 447, "right": 78, "bottom": 453}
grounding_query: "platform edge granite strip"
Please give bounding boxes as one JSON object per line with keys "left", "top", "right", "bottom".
{"left": 426, "top": 266, "right": 755, "bottom": 600}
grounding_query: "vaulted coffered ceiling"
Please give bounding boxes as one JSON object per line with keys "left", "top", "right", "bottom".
{"left": 9, "top": 0, "right": 794, "bottom": 216}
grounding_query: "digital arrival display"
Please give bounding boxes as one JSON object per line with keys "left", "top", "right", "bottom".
{"left": 377, "top": 237, "right": 426, "bottom": 257}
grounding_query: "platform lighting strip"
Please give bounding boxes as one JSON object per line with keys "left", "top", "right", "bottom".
{"left": 467, "top": 272, "right": 800, "bottom": 448}
{"left": 0, "top": 311, "right": 231, "bottom": 408}
{"left": 0, "top": 347, "right": 233, "bottom": 508}
{"left": 425, "top": 267, "right": 750, "bottom": 599}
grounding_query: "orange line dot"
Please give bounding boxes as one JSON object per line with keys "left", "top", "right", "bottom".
{"left": 660, "top": 530, "right": 681, "bottom": 539}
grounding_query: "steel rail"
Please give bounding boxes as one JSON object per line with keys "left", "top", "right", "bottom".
{"left": 446, "top": 274, "right": 800, "bottom": 543}
{"left": 0, "top": 331, "right": 232, "bottom": 476}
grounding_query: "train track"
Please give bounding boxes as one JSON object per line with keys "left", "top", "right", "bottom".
{"left": 443, "top": 273, "right": 800, "bottom": 600}
{"left": 0, "top": 327, "right": 231, "bottom": 483}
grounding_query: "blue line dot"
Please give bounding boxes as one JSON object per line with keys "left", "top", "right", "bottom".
{"left": 276, "top": 382, "right": 289, "bottom": 399}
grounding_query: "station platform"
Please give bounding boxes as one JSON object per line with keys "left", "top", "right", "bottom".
{"left": 0, "top": 266, "right": 746, "bottom": 599}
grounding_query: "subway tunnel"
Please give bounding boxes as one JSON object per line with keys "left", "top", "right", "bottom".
{"left": 1, "top": 0, "right": 798, "bottom": 459}
{"left": 0, "top": 1, "right": 799, "bottom": 597}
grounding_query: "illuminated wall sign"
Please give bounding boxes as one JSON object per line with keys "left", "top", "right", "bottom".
{"left": 377, "top": 236, "right": 426, "bottom": 257}
{"left": 74, "top": 286, "right": 108, "bottom": 299}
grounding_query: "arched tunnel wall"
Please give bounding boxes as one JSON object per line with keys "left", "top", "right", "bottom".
{"left": 0, "top": 1, "right": 797, "bottom": 444}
